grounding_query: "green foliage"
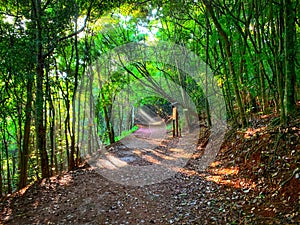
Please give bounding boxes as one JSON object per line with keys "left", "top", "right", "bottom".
{"left": 114, "top": 125, "right": 139, "bottom": 142}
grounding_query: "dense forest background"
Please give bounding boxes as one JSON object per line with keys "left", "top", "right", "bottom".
{"left": 0, "top": 0, "right": 299, "bottom": 195}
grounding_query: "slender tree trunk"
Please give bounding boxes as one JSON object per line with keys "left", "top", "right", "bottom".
{"left": 88, "top": 70, "right": 94, "bottom": 153}
{"left": 2, "top": 130, "right": 12, "bottom": 194}
{"left": 47, "top": 77, "right": 56, "bottom": 176}
{"left": 94, "top": 60, "right": 115, "bottom": 144}
{"left": 218, "top": 41, "right": 237, "bottom": 125}
{"left": 276, "top": 2, "right": 286, "bottom": 125}
{"left": 118, "top": 102, "right": 123, "bottom": 136}
{"left": 76, "top": 64, "right": 87, "bottom": 162}
{"left": 64, "top": 108, "right": 70, "bottom": 167}
{"left": 58, "top": 99, "right": 64, "bottom": 171}
{"left": 18, "top": 74, "right": 33, "bottom": 188}
{"left": 33, "top": 0, "right": 49, "bottom": 178}
{"left": 175, "top": 59, "right": 192, "bottom": 131}
{"left": 69, "top": 15, "right": 80, "bottom": 170}
{"left": 254, "top": 0, "right": 268, "bottom": 113}
{"left": 205, "top": 13, "right": 212, "bottom": 127}
{"left": 12, "top": 152, "right": 17, "bottom": 179}
{"left": 203, "top": 0, "right": 247, "bottom": 127}
{"left": 284, "top": 0, "right": 296, "bottom": 116}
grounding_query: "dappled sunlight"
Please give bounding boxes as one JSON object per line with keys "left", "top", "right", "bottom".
{"left": 171, "top": 163, "right": 256, "bottom": 190}
{"left": 132, "top": 149, "right": 142, "bottom": 155}
{"left": 33, "top": 199, "right": 40, "bottom": 209}
{"left": 132, "top": 148, "right": 175, "bottom": 162}
{"left": 2, "top": 207, "right": 12, "bottom": 222}
{"left": 141, "top": 154, "right": 162, "bottom": 164}
{"left": 57, "top": 174, "right": 73, "bottom": 186}
{"left": 206, "top": 162, "right": 256, "bottom": 189}
{"left": 95, "top": 155, "right": 128, "bottom": 169}
{"left": 146, "top": 149, "right": 175, "bottom": 160}
{"left": 206, "top": 161, "right": 256, "bottom": 189}
{"left": 243, "top": 126, "right": 267, "bottom": 139}
{"left": 96, "top": 146, "right": 190, "bottom": 168}
{"left": 130, "top": 146, "right": 192, "bottom": 164}
{"left": 38, "top": 175, "right": 73, "bottom": 188}
{"left": 210, "top": 161, "right": 222, "bottom": 168}
{"left": 260, "top": 114, "right": 273, "bottom": 119}
{"left": 145, "top": 139, "right": 163, "bottom": 146}
{"left": 169, "top": 148, "right": 185, "bottom": 153}
{"left": 205, "top": 175, "right": 256, "bottom": 189}
{"left": 18, "top": 185, "right": 31, "bottom": 195}
{"left": 136, "top": 137, "right": 162, "bottom": 146}
{"left": 208, "top": 166, "right": 239, "bottom": 176}
{"left": 169, "top": 148, "right": 193, "bottom": 159}
{"left": 107, "top": 155, "right": 128, "bottom": 167}
{"left": 171, "top": 166, "right": 205, "bottom": 177}
{"left": 190, "top": 149, "right": 204, "bottom": 159}
{"left": 95, "top": 159, "right": 118, "bottom": 170}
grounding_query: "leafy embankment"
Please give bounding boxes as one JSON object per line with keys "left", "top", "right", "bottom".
{"left": 213, "top": 112, "right": 300, "bottom": 222}
{"left": 0, "top": 113, "right": 299, "bottom": 225}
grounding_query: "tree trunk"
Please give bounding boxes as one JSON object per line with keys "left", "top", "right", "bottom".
{"left": 33, "top": 0, "right": 49, "bottom": 178}
{"left": 276, "top": 2, "right": 286, "bottom": 125}
{"left": 69, "top": 15, "right": 80, "bottom": 170}
{"left": 47, "top": 67, "right": 56, "bottom": 176}
{"left": 94, "top": 60, "right": 115, "bottom": 145}
{"left": 205, "top": 13, "right": 212, "bottom": 127}
{"left": 284, "top": 0, "right": 296, "bottom": 116}
{"left": 57, "top": 99, "right": 64, "bottom": 172}
{"left": 18, "top": 74, "right": 33, "bottom": 188}
{"left": 3, "top": 130, "right": 12, "bottom": 194}
{"left": 203, "top": 0, "right": 247, "bottom": 127}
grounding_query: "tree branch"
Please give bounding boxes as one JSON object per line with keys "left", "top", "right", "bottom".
{"left": 43, "top": 1, "right": 96, "bottom": 58}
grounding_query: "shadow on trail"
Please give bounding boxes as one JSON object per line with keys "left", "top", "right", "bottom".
{"left": 86, "top": 121, "right": 200, "bottom": 186}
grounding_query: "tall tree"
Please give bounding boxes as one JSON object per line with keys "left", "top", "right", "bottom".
{"left": 284, "top": 0, "right": 296, "bottom": 116}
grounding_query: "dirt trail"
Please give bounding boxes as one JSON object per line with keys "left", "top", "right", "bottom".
{"left": 1, "top": 122, "right": 299, "bottom": 225}
{"left": 88, "top": 124, "right": 200, "bottom": 187}
{"left": 0, "top": 163, "right": 247, "bottom": 225}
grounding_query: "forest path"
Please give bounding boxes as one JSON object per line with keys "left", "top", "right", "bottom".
{"left": 1, "top": 122, "right": 299, "bottom": 225}
{"left": 0, "top": 126, "right": 247, "bottom": 225}
{"left": 87, "top": 123, "right": 198, "bottom": 187}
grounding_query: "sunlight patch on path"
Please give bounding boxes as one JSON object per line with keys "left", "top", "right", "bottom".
{"left": 89, "top": 129, "right": 198, "bottom": 186}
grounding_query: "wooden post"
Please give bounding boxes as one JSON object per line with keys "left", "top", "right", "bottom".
{"left": 172, "top": 106, "right": 176, "bottom": 137}
{"left": 172, "top": 105, "right": 179, "bottom": 137}
{"left": 175, "top": 107, "right": 179, "bottom": 137}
